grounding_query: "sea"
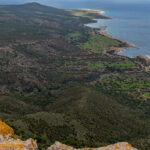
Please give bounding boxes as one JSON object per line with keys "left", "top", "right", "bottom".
{"left": 1, "top": 0, "right": 150, "bottom": 58}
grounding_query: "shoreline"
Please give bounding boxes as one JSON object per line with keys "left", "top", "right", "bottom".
{"left": 99, "top": 31, "right": 139, "bottom": 54}
{"left": 80, "top": 8, "right": 105, "bottom": 14}
{"left": 99, "top": 32, "right": 150, "bottom": 63}
{"left": 94, "top": 27, "right": 150, "bottom": 66}
{"left": 86, "top": 18, "right": 140, "bottom": 56}
{"left": 84, "top": 9, "right": 150, "bottom": 62}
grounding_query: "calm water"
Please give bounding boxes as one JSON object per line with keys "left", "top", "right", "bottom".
{"left": 85, "top": 3, "right": 150, "bottom": 58}
{"left": 1, "top": 0, "right": 150, "bottom": 58}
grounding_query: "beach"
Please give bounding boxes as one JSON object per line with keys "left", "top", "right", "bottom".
{"left": 81, "top": 8, "right": 105, "bottom": 14}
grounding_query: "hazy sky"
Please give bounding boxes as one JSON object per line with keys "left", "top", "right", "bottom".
{"left": 0, "top": 0, "right": 150, "bottom": 9}
{"left": 1, "top": 0, "right": 150, "bottom": 4}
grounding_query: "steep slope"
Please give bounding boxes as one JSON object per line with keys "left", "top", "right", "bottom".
{"left": 6, "top": 86, "right": 150, "bottom": 149}
{"left": 0, "top": 120, "right": 38, "bottom": 149}
{"left": 48, "top": 141, "right": 138, "bottom": 150}
{"left": 0, "top": 120, "right": 138, "bottom": 150}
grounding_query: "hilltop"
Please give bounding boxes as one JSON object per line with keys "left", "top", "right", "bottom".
{"left": 0, "top": 120, "right": 138, "bottom": 150}
{"left": 0, "top": 2, "right": 150, "bottom": 150}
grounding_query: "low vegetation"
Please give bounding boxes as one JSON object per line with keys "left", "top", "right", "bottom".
{"left": 144, "top": 92, "right": 150, "bottom": 99}
{"left": 0, "top": 2, "right": 150, "bottom": 150}
{"left": 68, "top": 32, "right": 81, "bottom": 38}
{"left": 80, "top": 35, "right": 121, "bottom": 53}
{"left": 106, "top": 61, "right": 135, "bottom": 68}
{"left": 88, "top": 62, "right": 104, "bottom": 68}
{"left": 98, "top": 78, "right": 150, "bottom": 91}
{"left": 66, "top": 9, "right": 109, "bottom": 19}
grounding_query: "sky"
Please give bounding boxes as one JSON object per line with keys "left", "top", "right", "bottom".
{"left": 1, "top": 0, "right": 150, "bottom": 5}
{"left": 0, "top": 0, "right": 150, "bottom": 10}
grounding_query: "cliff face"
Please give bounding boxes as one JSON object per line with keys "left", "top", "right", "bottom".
{"left": 0, "top": 120, "right": 38, "bottom": 150}
{"left": 0, "top": 120, "right": 16, "bottom": 141}
{"left": 0, "top": 120, "right": 138, "bottom": 150}
{"left": 47, "top": 141, "right": 138, "bottom": 150}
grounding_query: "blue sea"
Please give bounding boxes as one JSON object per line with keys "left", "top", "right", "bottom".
{"left": 1, "top": 0, "right": 150, "bottom": 58}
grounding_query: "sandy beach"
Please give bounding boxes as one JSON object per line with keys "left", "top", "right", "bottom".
{"left": 81, "top": 8, "right": 105, "bottom": 14}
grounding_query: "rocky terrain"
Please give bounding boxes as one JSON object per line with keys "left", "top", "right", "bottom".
{"left": 0, "top": 120, "right": 137, "bottom": 150}
{"left": 48, "top": 141, "right": 138, "bottom": 150}
{"left": 0, "top": 120, "right": 38, "bottom": 149}
{"left": 0, "top": 2, "right": 150, "bottom": 150}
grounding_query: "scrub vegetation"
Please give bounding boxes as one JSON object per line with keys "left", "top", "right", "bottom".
{"left": 80, "top": 35, "right": 121, "bottom": 53}
{"left": 0, "top": 2, "right": 150, "bottom": 150}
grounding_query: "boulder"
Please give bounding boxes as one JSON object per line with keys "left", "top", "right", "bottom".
{"left": 47, "top": 141, "right": 138, "bottom": 150}
{"left": 0, "top": 120, "right": 38, "bottom": 150}
{"left": 0, "top": 120, "right": 138, "bottom": 150}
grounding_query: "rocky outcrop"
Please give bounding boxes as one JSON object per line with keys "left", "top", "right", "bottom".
{"left": 135, "top": 55, "right": 150, "bottom": 66}
{"left": 0, "top": 120, "right": 138, "bottom": 150}
{"left": 47, "top": 141, "right": 138, "bottom": 150}
{"left": 0, "top": 120, "right": 38, "bottom": 150}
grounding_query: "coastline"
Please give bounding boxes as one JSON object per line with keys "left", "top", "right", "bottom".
{"left": 99, "top": 31, "right": 138, "bottom": 55}
{"left": 85, "top": 11, "right": 150, "bottom": 62}
{"left": 86, "top": 17, "right": 150, "bottom": 65}
{"left": 81, "top": 8, "right": 105, "bottom": 14}
{"left": 85, "top": 15, "right": 139, "bottom": 56}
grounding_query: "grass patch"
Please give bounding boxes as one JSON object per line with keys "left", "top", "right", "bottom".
{"left": 80, "top": 35, "right": 121, "bottom": 53}
{"left": 68, "top": 32, "right": 81, "bottom": 38}
{"left": 99, "top": 78, "right": 150, "bottom": 91}
{"left": 106, "top": 61, "right": 135, "bottom": 69}
{"left": 66, "top": 9, "right": 99, "bottom": 18}
{"left": 88, "top": 62, "right": 104, "bottom": 69}
{"left": 144, "top": 92, "right": 150, "bottom": 99}
{"left": 64, "top": 60, "right": 134, "bottom": 69}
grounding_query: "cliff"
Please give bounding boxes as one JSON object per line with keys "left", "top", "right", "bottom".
{"left": 0, "top": 120, "right": 38, "bottom": 150}
{"left": 47, "top": 141, "right": 138, "bottom": 150}
{"left": 0, "top": 120, "right": 138, "bottom": 150}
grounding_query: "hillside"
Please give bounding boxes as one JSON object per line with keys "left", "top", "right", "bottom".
{"left": 0, "top": 2, "right": 150, "bottom": 150}
{"left": 0, "top": 120, "right": 138, "bottom": 150}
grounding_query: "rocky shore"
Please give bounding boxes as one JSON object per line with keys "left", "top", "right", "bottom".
{"left": 91, "top": 26, "right": 139, "bottom": 55}
{"left": 48, "top": 141, "right": 138, "bottom": 150}
{"left": 86, "top": 16, "right": 139, "bottom": 57}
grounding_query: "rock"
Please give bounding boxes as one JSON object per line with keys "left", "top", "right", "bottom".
{"left": 0, "top": 120, "right": 138, "bottom": 150}
{"left": 0, "top": 120, "right": 38, "bottom": 150}
{"left": 0, "top": 138, "right": 38, "bottom": 150}
{"left": 0, "top": 119, "right": 17, "bottom": 142}
{"left": 135, "top": 55, "right": 150, "bottom": 66}
{"left": 47, "top": 141, "right": 138, "bottom": 150}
